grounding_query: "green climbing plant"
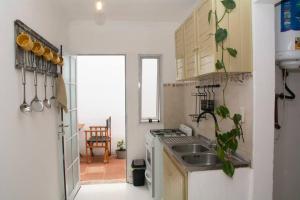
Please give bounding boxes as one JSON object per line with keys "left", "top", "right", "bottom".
{"left": 208, "top": 0, "right": 244, "bottom": 177}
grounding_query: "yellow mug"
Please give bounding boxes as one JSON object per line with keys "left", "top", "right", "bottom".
{"left": 32, "top": 41, "right": 45, "bottom": 56}
{"left": 43, "top": 47, "right": 53, "bottom": 61}
{"left": 58, "top": 56, "right": 64, "bottom": 66}
{"left": 16, "top": 32, "right": 33, "bottom": 51}
{"left": 51, "top": 52, "right": 60, "bottom": 65}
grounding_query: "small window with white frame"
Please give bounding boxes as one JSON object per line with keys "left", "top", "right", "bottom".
{"left": 139, "top": 55, "right": 161, "bottom": 123}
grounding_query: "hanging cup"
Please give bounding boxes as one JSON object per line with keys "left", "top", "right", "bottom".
{"left": 32, "top": 41, "right": 45, "bottom": 56}
{"left": 51, "top": 52, "right": 60, "bottom": 65}
{"left": 16, "top": 32, "right": 34, "bottom": 51}
{"left": 57, "top": 56, "right": 64, "bottom": 66}
{"left": 43, "top": 47, "right": 53, "bottom": 61}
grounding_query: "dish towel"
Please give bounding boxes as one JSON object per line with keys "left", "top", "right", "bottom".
{"left": 56, "top": 75, "right": 68, "bottom": 113}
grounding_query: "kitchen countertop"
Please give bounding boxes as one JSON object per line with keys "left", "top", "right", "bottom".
{"left": 160, "top": 135, "right": 250, "bottom": 172}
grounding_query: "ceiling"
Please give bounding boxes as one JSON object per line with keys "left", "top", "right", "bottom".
{"left": 56, "top": 0, "right": 198, "bottom": 22}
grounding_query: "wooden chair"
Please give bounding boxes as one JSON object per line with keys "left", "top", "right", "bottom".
{"left": 84, "top": 117, "right": 112, "bottom": 163}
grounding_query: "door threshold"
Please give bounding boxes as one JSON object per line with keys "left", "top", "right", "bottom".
{"left": 81, "top": 179, "right": 126, "bottom": 185}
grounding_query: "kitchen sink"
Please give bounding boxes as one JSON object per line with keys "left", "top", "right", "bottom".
{"left": 182, "top": 153, "right": 221, "bottom": 166}
{"left": 172, "top": 144, "right": 209, "bottom": 154}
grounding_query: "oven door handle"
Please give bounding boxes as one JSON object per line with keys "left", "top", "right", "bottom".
{"left": 145, "top": 170, "right": 152, "bottom": 183}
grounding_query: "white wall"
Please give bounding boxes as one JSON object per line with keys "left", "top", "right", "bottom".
{"left": 77, "top": 55, "right": 126, "bottom": 154}
{"left": 0, "top": 0, "right": 66, "bottom": 199}
{"left": 251, "top": 1, "right": 275, "bottom": 199}
{"left": 67, "top": 20, "right": 178, "bottom": 181}
{"left": 274, "top": 69, "right": 300, "bottom": 200}
{"left": 164, "top": 78, "right": 253, "bottom": 162}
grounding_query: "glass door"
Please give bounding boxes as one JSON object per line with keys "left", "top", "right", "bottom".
{"left": 61, "top": 56, "right": 80, "bottom": 200}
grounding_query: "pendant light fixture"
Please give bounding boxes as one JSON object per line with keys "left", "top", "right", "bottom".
{"left": 94, "top": 0, "right": 106, "bottom": 25}
{"left": 96, "top": 0, "right": 103, "bottom": 11}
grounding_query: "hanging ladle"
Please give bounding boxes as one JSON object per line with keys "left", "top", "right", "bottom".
{"left": 30, "top": 52, "right": 44, "bottom": 112}
{"left": 50, "top": 72, "right": 56, "bottom": 106}
{"left": 19, "top": 51, "right": 31, "bottom": 112}
{"left": 43, "top": 60, "right": 51, "bottom": 108}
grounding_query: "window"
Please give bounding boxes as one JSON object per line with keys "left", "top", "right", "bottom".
{"left": 139, "top": 55, "right": 161, "bottom": 123}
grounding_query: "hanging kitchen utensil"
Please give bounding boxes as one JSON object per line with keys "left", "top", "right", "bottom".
{"left": 30, "top": 52, "right": 44, "bottom": 112}
{"left": 19, "top": 55, "right": 31, "bottom": 113}
{"left": 201, "top": 86, "right": 208, "bottom": 111}
{"left": 207, "top": 86, "right": 215, "bottom": 112}
{"left": 43, "top": 60, "right": 51, "bottom": 109}
{"left": 50, "top": 75, "right": 56, "bottom": 105}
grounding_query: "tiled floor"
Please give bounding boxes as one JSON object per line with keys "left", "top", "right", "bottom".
{"left": 80, "top": 155, "right": 126, "bottom": 183}
{"left": 75, "top": 183, "right": 152, "bottom": 200}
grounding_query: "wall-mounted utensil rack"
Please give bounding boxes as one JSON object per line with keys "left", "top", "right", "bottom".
{"left": 14, "top": 19, "right": 60, "bottom": 77}
{"left": 195, "top": 84, "right": 220, "bottom": 90}
{"left": 189, "top": 84, "right": 220, "bottom": 122}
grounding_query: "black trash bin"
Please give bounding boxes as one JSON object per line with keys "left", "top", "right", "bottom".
{"left": 131, "top": 159, "right": 146, "bottom": 186}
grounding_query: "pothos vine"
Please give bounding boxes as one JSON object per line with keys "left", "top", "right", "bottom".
{"left": 208, "top": 0, "right": 244, "bottom": 177}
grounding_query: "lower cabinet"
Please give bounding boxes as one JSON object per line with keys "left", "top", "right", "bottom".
{"left": 163, "top": 149, "right": 188, "bottom": 200}
{"left": 163, "top": 149, "right": 252, "bottom": 200}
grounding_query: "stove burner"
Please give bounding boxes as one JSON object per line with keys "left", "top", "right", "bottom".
{"left": 150, "top": 129, "right": 186, "bottom": 137}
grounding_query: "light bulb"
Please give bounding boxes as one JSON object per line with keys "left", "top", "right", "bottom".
{"left": 96, "top": 1, "right": 103, "bottom": 11}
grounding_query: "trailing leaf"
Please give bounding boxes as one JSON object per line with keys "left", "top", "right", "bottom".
{"left": 208, "top": 10, "right": 213, "bottom": 24}
{"left": 207, "top": 0, "right": 242, "bottom": 178}
{"left": 227, "top": 136, "right": 238, "bottom": 152}
{"left": 215, "top": 28, "right": 228, "bottom": 44}
{"left": 230, "top": 128, "right": 241, "bottom": 138}
{"left": 227, "top": 48, "right": 237, "bottom": 57}
{"left": 217, "top": 145, "right": 225, "bottom": 161}
{"left": 215, "top": 60, "right": 225, "bottom": 70}
{"left": 216, "top": 105, "right": 230, "bottom": 119}
{"left": 223, "top": 160, "right": 235, "bottom": 177}
{"left": 221, "top": 0, "right": 236, "bottom": 11}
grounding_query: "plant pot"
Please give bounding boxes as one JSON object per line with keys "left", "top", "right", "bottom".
{"left": 116, "top": 149, "right": 127, "bottom": 159}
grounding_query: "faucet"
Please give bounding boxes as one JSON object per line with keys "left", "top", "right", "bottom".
{"left": 197, "top": 111, "right": 220, "bottom": 138}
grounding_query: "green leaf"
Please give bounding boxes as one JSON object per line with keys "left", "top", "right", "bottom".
{"left": 230, "top": 128, "right": 240, "bottom": 138}
{"left": 223, "top": 161, "right": 235, "bottom": 177}
{"left": 216, "top": 105, "right": 230, "bottom": 119}
{"left": 227, "top": 48, "right": 237, "bottom": 57}
{"left": 233, "top": 114, "right": 242, "bottom": 125}
{"left": 221, "top": 0, "right": 236, "bottom": 11}
{"left": 218, "top": 133, "right": 228, "bottom": 147}
{"left": 215, "top": 28, "right": 228, "bottom": 44}
{"left": 215, "top": 60, "right": 225, "bottom": 70}
{"left": 228, "top": 137, "right": 238, "bottom": 152}
{"left": 208, "top": 10, "right": 213, "bottom": 24}
{"left": 217, "top": 146, "right": 225, "bottom": 161}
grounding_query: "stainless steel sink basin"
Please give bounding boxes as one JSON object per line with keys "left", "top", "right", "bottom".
{"left": 182, "top": 153, "right": 221, "bottom": 166}
{"left": 172, "top": 144, "right": 209, "bottom": 154}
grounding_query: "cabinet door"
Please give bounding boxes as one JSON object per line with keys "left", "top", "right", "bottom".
{"left": 177, "top": 0, "right": 252, "bottom": 79}
{"left": 195, "top": 0, "right": 216, "bottom": 76}
{"left": 228, "top": 0, "right": 252, "bottom": 72}
{"left": 175, "top": 25, "right": 185, "bottom": 81}
{"left": 184, "top": 12, "right": 198, "bottom": 79}
{"left": 163, "top": 150, "right": 187, "bottom": 200}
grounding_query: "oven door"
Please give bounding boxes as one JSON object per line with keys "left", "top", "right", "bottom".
{"left": 146, "top": 145, "right": 152, "bottom": 168}
{"left": 145, "top": 144, "right": 155, "bottom": 198}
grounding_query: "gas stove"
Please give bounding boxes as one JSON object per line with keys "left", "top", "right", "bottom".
{"left": 145, "top": 124, "right": 192, "bottom": 199}
{"left": 150, "top": 129, "right": 186, "bottom": 137}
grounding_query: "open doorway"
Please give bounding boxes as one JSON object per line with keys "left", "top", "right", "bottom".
{"left": 76, "top": 55, "right": 126, "bottom": 184}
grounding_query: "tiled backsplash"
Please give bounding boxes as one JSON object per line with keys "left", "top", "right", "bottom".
{"left": 163, "top": 76, "right": 253, "bottom": 161}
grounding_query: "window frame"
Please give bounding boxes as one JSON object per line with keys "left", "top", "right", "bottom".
{"left": 138, "top": 54, "right": 162, "bottom": 123}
